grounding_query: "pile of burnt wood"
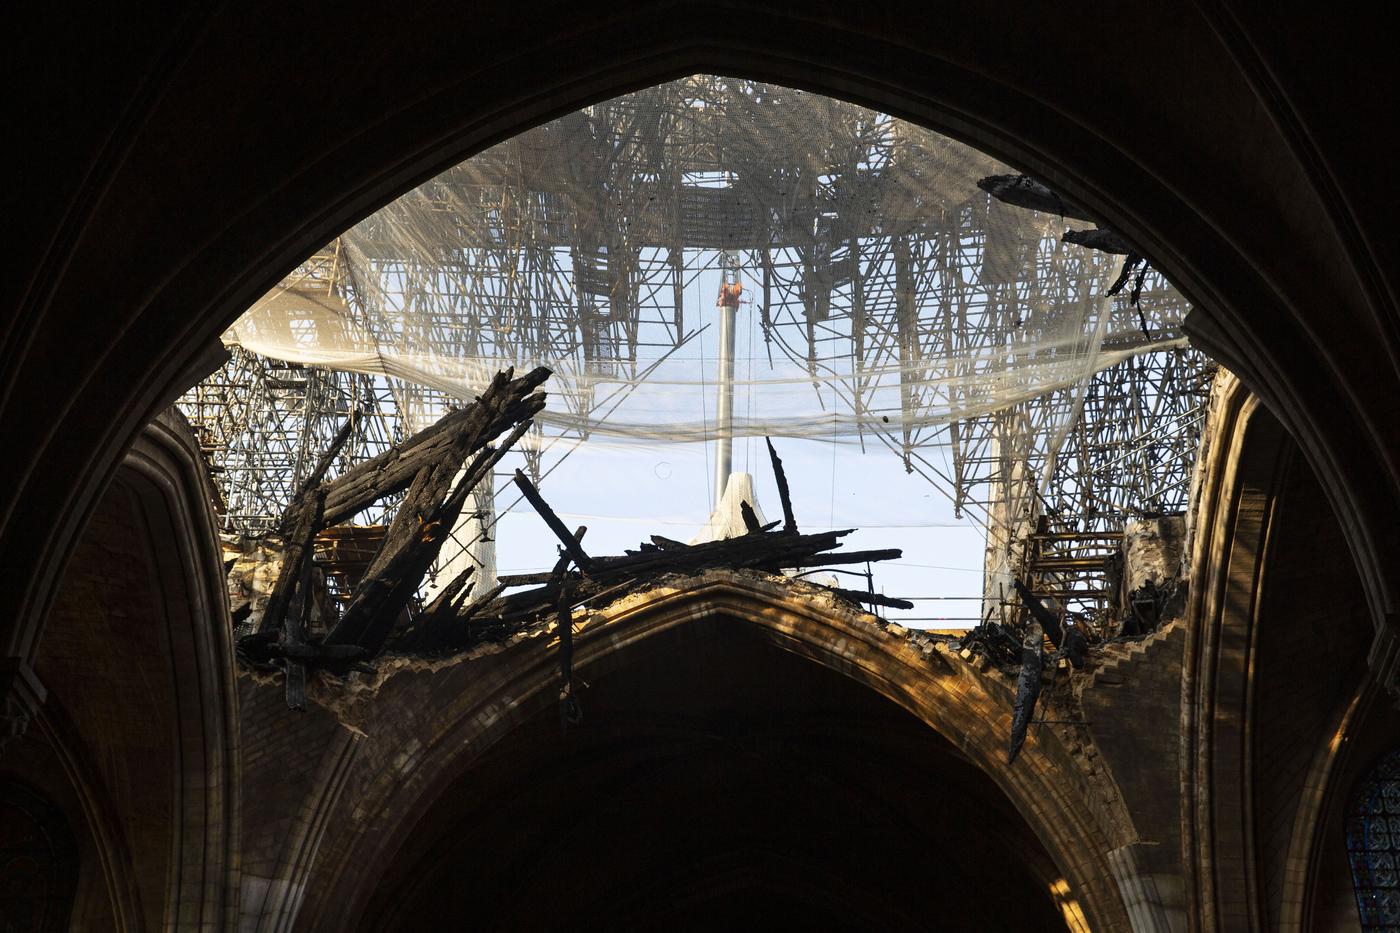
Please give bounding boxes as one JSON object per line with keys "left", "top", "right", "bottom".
{"left": 236, "top": 366, "right": 551, "bottom": 708}
{"left": 399, "top": 435, "right": 908, "bottom": 652}
{"left": 237, "top": 367, "right": 906, "bottom": 710}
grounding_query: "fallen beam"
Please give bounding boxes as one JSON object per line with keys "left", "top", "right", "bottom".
{"left": 977, "top": 174, "right": 1095, "bottom": 222}
{"left": 513, "top": 470, "right": 594, "bottom": 571}
{"left": 321, "top": 367, "right": 548, "bottom": 526}
{"left": 766, "top": 437, "right": 797, "bottom": 534}
{"left": 1008, "top": 622, "right": 1045, "bottom": 764}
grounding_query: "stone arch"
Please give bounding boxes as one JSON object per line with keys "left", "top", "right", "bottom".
{"left": 1182, "top": 373, "right": 1381, "bottom": 930}
{"left": 21, "top": 411, "right": 241, "bottom": 930}
{"left": 0, "top": 776, "right": 81, "bottom": 931}
{"left": 116, "top": 411, "right": 243, "bottom": 928}
{"left": 1275, "top": 637, "right": 1400, "bottom": 929}
{"left": 1182, "top": 376, "right": 1290, "bottom": 929}
{"left": 5, "top": 9, "right": 1397, "bottom": 704}
{"left": 295, "top": 572, "right": 1130, "bottom": 931}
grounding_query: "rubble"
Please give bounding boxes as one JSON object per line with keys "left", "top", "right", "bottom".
{"left": 236, "top": 366, "right": 550, "bottom": 708}
{"left": 235, "top": 369, "right": 907, "bottom": 711}
{"left": 398, "top": 441, "right": 907, "bottom": 656}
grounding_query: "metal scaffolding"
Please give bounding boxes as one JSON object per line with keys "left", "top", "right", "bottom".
{"left": 179, "top": 75, "right": 1212, "bottom": 621}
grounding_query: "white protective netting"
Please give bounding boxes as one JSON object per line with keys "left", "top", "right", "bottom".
{"left": 226, "top": 76, "right": 1187, "bottom": 478}
{"left": 201, "top": 76, "right": 1206, "bottom": 622}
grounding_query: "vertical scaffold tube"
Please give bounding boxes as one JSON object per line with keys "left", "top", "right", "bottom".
{"left": 713, "top": 252, "right": 740, "bottom": 503}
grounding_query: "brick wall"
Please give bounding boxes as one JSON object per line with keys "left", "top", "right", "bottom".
{"left": 1083, "top": 621, "right": 1188, "bottom": 892}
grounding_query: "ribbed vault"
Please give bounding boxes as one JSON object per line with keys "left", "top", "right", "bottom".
{"left": 296, "top": 574, "right": 1123, "bottom": 930}
{"left": 359, "top": 619, "right": 1064, "bottom": 931}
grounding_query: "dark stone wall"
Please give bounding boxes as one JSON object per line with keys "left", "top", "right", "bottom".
{"left": 39, "top": 481, "right": 175, "bottom": 929}
{"left": 1250, "top": 455, "right": 1372, "bottom": 928}
{"left": 1083, "top": 623, "right": 1189, "bottom": 883}
{"left": 360, "top": 626, "right": 1066, "bottom": 932}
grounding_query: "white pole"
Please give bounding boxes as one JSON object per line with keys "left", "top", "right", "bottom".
{"left": 713, "top": 251, "right": 740, "bottom": 503}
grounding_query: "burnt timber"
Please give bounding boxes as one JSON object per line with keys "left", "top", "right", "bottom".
{"left": 236, "top": 366, "right": 550, "bottom": 707}
{"left": 399, "top": 441, "right": 910, "bottom": 653}
{"left": 235, "top": 371, "right": 909, "bottom": 707}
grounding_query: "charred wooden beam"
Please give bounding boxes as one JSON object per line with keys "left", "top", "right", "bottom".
{"left": 765, "top": 437, "right": 797, "bottom": 534}
{"left": 1105, "top": 253, "right": 1145, "bottom": 298}
{"left": 977, "top": 174, "right": 1095, "bottom": 222}
{"left": 739, "top": 499, "right": 762, "bottom": 534}
{"left": 787, "top": 548, "right": 902, "bottom": 568}
{"left": 234, "top": 630, "right": 371, "bottom": 668}
{"left": 457, "top": 581, "right": 509, "bottom": 623}
{"left": 281, "top": 504, "right": 324, "bottom": 710}
{"left": 397, "top": 522, "right": 583, "bottom": 654}
{"left": 325, "top": 444, "right": 495, "bottom": 653}
{"left": 421, "top": 566, "right": 475, "bottom": 622}
{"left": 513, "top": 470, "right": 594, "bottom": 571}
{"left": 320, "top": 367, "right": 548, "bottom": 526}
{"left": 277, "top": 411, "right": 357, "bottom": 539}
{"left": 1007, "top": 623, "right": 1045, "bottom": 764}
{"left": 1061, "top": 227, "right": 1133, "bottom": 256}
{"left": 358, "top": 417, "right": 534, "bottom": 594}
{"left": 357, "top": 462, "right": 436, "bottom": 584}
{"left": 1013, "top": 578, "right": 1065, "bottom": 649}
{"left": 494, "top": 570, "right": 566, "bottom": 587}
{"left": 553, "top": 525, "right": 586, "bottom": 729}
{"left": 256, "top": 491, "right": 324, "bottom": 635}
{"left": 822, "top": 586, "right": 914, "bottom": 610}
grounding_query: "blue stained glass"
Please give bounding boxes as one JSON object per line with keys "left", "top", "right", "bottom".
{"left": 1349, "top": 749, "right": 1400, "bottom": 930}
{"left": 1382, "top": 890, "right": 1400, "bottom": 924}
{"left": 1383, "top": 783, "right": 1400, "bottom": 812}
{"left": 1375, "top": 853, "right": 1399, "bottom": 888}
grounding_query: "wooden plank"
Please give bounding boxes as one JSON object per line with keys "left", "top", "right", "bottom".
{"left": 320, "top": 367, "right": 548, "bottom": 525}
{"left": 822, "top": 586, "right": 914, "bottom": 610}
{"left": 786, "top": 548, "right": 902, "bottom": 568}
{"left": 256, "top": 491, "right": 324, "bottom": 635}
{"left": 513, "top": 470, "right": 593, "bottom": 571}
{"left": 277, "top": 412, "right": 357, "bottom": 538}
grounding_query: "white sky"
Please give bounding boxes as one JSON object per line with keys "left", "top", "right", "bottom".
{"left": 486, "top": 263, "right": 988, "bottom": 629}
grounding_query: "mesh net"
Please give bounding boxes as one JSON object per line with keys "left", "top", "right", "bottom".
{"left": 189, "top": 75, "right": 1210, "bottom": 624}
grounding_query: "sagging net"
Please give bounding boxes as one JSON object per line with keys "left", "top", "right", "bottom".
{"left": 184, "top": 75, "right": 1210, "bottom": 623}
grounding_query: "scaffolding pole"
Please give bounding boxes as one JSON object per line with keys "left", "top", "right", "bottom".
{"left": 713, "top": 250, "right": 741, "bottom": 502}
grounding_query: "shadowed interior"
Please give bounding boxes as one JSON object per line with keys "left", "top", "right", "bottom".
{"left": 360, "top": 620, "right": 1065, "bottom": 931}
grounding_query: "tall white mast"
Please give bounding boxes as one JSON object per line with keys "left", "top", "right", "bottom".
{"left": 713, "top": 250, "right": 742, "bottom": 503}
